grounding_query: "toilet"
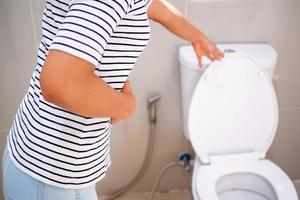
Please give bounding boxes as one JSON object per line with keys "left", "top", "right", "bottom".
{"left": 178, "top": 43, "right": 298, "bottom": 200}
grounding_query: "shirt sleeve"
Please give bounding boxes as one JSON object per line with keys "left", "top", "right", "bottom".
{"left": 49, "top": 0, "right": 132, "bottom": 67}
{"left": 144, "top": 0, "right": 154, "bottom": 10}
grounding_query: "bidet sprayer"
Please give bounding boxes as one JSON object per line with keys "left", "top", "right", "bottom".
{"left": 147, "top": 93, "right": 161, "bottom": 123}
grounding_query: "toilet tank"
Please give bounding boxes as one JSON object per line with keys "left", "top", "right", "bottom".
{"left": 178, "top": 43, "right": 278, "bottom": 140}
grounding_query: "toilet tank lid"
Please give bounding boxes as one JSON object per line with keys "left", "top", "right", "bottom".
{"left": 188, "top": 53, "right": 278, "bottom": 164}
{"left": 179, "top": 43, "right": 277, "bottom": 70}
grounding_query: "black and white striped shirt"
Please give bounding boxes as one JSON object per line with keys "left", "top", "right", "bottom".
{"left": 7, "top": 0, "right": 152, "bottom": 189}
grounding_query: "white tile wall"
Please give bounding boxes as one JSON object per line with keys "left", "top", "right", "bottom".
{"left": 0, "top": 0, "right": 299, "bottom": 198}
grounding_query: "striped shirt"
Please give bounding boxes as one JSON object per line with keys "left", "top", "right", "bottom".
{"left": 7, "top": 0, "right": 153, "bottom": 189}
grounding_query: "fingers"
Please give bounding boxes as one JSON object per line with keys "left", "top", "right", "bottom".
{"left": 207, "top": 43, "right": 224, "bottom": 61}
{"left": 193, "top": 43, "right": 204, "bottom": 68}
{"left": 213, "top": 46, "right": 224, "bottom": 60}
{"left": 196, "top": 51, "right": 203, "bottom": 68}
{"left": 206, "top": 51, "right": 215, "bottom": 61}
{"left": 192, "top": 40, "right": 225, "bottom": 68}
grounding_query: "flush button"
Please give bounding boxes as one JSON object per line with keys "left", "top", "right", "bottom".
{"left": 224, "top": 49, "right": 235, "bottom": 53}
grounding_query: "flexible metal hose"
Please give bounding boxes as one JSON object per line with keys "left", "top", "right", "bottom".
{"left": 148, "top": 161, "right": 181, "bottom": 200}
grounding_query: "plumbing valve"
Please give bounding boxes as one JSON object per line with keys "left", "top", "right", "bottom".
{"left": 179, "top": 152, "right": 192, "bottom": 170}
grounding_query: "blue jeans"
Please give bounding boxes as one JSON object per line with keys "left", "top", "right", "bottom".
{"left": 2, "top": 143, "right": 99, "bottom": 200}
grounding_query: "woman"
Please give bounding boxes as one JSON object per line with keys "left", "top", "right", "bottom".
{"left": 2, "top": 0, "right": 224, "bottom": 199}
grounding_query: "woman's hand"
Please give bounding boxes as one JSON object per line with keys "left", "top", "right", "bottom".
{"left": 147, "top": 0, "right": 224, "bottom": 68}
{"left": 192, "top": 35, "right": 224, "bottom": 68}
{"left": 111, "top": 80, "right": 136, "bottom": 124}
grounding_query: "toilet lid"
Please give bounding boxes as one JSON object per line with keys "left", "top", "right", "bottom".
{"left": 188, "top": 53, "right": 278, "bottom": 164}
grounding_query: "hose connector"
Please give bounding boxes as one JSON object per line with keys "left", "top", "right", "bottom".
{"left": 179, "top": 152, "right": 192, "bottom": 171}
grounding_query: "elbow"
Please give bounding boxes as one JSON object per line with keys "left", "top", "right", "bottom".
{"left": 40, "top": 86, "right": 57, "bottom": 105}
{"left": 40, "top": 71, "right": 63, "bottom": 105}
{"left": 41, "top": 85, "right": 57, "bottom": 104}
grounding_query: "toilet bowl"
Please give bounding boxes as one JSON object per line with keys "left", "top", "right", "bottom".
{"left": 192, "top": 157, "right": 296, "bottom": 200}
{"left": 178, "top": 44, "right": 298, "bottom": 200}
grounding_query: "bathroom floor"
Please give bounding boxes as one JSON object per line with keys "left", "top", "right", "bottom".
{"left": 129, "top": 187, "right": 300, "bottom": 200}
{"left": 102, "top": 189, "right": 193, "bottom": 200}
{"left": 102, "top": 182, "right": 300, "bottom": 199}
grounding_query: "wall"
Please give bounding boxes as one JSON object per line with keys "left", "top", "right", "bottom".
{"left": 0, "top": 0, "right": 299, "bottom": 198}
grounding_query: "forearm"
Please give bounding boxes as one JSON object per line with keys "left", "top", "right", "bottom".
{"left": 162, "top": 14, "right": 204, "bottom": 44}
{"left": 40, "top": 50, "right": 135, "bottom": 119}
{"left": 46, "top": 75, "right": 134, "bottom": 119}
{"left": 148, "top": 0, "right": 206, "bottom": 44}
{"left": 148, "top": 0, "right": 224, "bottom": 66}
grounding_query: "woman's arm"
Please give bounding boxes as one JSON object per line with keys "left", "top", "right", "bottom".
{"left": 40, "top": 49, "right": 136, "bottom": 119}
{"left": 147, "top": 0, "right": 224, "bottom": 67}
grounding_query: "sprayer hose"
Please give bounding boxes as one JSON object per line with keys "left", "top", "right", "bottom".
{"left": 106, "top": 121, "right": 156, "bottom": 199}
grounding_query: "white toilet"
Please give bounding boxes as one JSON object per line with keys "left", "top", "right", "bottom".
{"left": 178, "top": 43, "right": 298, "bottom": 200}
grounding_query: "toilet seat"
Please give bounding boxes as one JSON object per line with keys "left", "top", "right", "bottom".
{"left": 194, "top": 159, "right": 298, "bottom": 200}
{"left": 188, "top": 53, "right": 278, "bottom": 164}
